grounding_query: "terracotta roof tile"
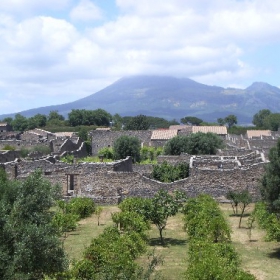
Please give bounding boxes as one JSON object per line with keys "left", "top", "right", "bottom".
{"left": 151, "top": 130, "right": 178, "bottom": 140}
{"left": 192, "top": 126, "right": 227, "bottom": 135}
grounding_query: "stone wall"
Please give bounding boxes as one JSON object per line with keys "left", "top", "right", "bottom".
{"left": 0, "top": 150, "right": 21, "bottom": 163}
{"left": 90, "top": 130, "right": 152, "bottom": 155}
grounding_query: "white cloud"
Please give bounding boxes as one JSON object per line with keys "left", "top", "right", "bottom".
{"left": 70, "top": 0, "right": 103, "bottom": 22}
{"left": 0, "top": 0, "right": 280, "bottom": 114}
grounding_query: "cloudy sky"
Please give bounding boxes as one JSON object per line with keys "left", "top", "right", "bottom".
{"left": 1, "top": 0, "right": 280, "bottom": 114}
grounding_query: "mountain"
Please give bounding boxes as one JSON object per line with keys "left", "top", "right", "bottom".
{"left": 1, "top": 76, "right": 280, "bottom": 124}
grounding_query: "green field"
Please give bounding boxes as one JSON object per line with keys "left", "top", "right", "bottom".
{"left": 63, "top": 204, "right": 280, "bottom": 280}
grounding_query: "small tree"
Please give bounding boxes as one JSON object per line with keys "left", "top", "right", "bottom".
{"left": 224, "top": 114, "right": 238, "bottom": 128}
{"left": 113, "top": 135, "right": 141, "bottom": 162}
{"left": 148, "top": 190, "right": 187, "bottom": 245}
{"left": 95, "top": 206, "right": 103, "bottom": 226}
{"left": 238, "top": 190, "right": 252, "bottom": 228}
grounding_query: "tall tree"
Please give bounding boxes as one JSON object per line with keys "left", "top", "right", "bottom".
{"left": 113, "top": 135, "right": 141, "bottom": 162}
{"left": 125, "top": 114, "right": 150, "bottom": 130}
{"left": 181, "top": 116, "right": 203, "bottom": 126}
{"left": 224, "top": 114, "right": 237, "bottom": 128}
{"left": 11, "top": 114, "right": 28, "bottom": 131}
{"left": 263, "top": 113, "right": 280, "bottom": 131}
{"left": 260, "top": 139, "right": 280, "bottom": 214}
{"left": 0, "top": 170, "right": 67, "bottom": 279}
{"left": 252, "top": 109, "right": 271, "bottom": 128}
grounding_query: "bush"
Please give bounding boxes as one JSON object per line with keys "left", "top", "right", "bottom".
{"left": 33, "top": 145, "right": 51, "bottom": 155}
{"left": 151, "top": 161, "right": 189, "bottom": 182}
{"left": 52, "top": 212, "right": 79, "bottom": 232}
{"left": 66, "top": 197, "right": 95, "bottom": 219}
{"left": 98, "top": 147, "right": 114, "bottom": 160}
{"left": 20, "top": 147, "right": 30, "bottom": 158}
{"left": 113, "top": 135, "right": 141, "bottom": 162}
{"left": 2, "top": 144, "right": 16, "bottom": 151}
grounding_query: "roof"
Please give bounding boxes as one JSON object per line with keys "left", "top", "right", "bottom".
{"left": 54, "top": 132, "right": 75, "bottom": 138}
{"left": 192, "top": 126, "right": 228, "bottom": 135}
{"left": 0, "top": 122, "right": 8, "bottom": 126}
{"left": 151, "top": 129, "right": 178, "bottom": 140}
{"left": 246, "top": 130, "right": 271, "bottom": 138}
{"left": 96, "top": 127, "right": 111, "bottom": 131}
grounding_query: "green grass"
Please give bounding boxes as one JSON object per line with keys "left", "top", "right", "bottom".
{"left": 63, "top": 204, "right": 280, "bottom": 280}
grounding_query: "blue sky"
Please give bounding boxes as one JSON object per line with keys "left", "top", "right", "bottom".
{"left": 0, "top": 0, "right": 280, "bottom": 114}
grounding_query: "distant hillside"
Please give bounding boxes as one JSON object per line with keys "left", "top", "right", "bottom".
{"left": 1, "top": 76, "right": 280, "bottom": 124}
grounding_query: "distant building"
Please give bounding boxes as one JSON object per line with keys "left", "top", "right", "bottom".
{"left": 0, "top": 122, "right": 12, "bottom": 132}
{"left": 246, "top": 130, "right": 271, "bottom": 139}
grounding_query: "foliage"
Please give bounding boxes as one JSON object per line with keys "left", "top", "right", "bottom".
{"left": 224, "top": 114, "right": 238, "bottom": 128}
{"left": 98, "top": 146, "right": 114, "bottom": 160}
{"left": 111, "top": 211, "right": 150, "bottom": 238}
{"left": 77, "top": 127, "right": 88, "bottom": 141}
{"left": 260, "top": 139, "right": 280, "bottom": 214}
{"left": 52, "top": 212, "right": 79, "bottom": 232}
{"left": 33, "top": 145, "right": 51, "bottom": 155}
{"left": 148, "top": 190, "right": 187, "bottom": 245}
{"left": 28, "top": 114, "right": 47, "bottom": 129}
{"left": 163, "top": 135, "right": 189, "bottom": 155}
{"left": 181, "top": 116, "right": 203, "bottom": 126}
{"left": 95, "top": 206, "right": 103, "bottom": 226}
{"left": 164, "top": 132, "right": 224, "bottom": 155}
{"left": 253, "top": 202, "right": 280, "bottom": 241}
{"left": 66, "top": 197, "right": 95, "bottom": 219}
{"left": 183, "top": 194, "right": 255, "bottom": 280}
{"left": 185, "top": 241, "right": 255, "bottom": 280}
{"left": 2, "top": 144, "right": 16, "bottom": 151}
{"left": 118, "top": 197, "right": 153, "bottom": 222}
{"left": 151, "top": 161, "right": 189, "bottom": 182}
{"left": 0, "top": 170, "right": 68, "bottom": 279}
{"left": 20, "top": 147, "right": 29, "bottom": 158}
{"left": 68, "top": 108, "right": 112, "bottom": 127}
{"left": 60, "top": 154, "right": 74, "bottom": 164}
{"left": 48, "top": 110, "right": 65, "bottom": 122}
{"left": 140, "top": 146, "right": 163, "bottom": 162}
{"left": 183, "top": 194, "right": 231, "bottom": 243}
{"left": 226, "top": 190, "right": 252, "bottom": 227}
{"left": 11, "top": 113, "right": 29, "bottom": 131}
{"left": 263, "top": 113, "right": 280, "bottom": 131}
{"left": 71, "top": 226, "right": 147, "bottom": 279}
{"left": 217, "top": 117, "right": 225, "bottom": 126}
{"left": 113, "top": 135, "right": 141, "bottom": 162}
{"left": 125, "top": 114, "right": 150, "bottom": 130}
{"left": 252, "top": 109, "right": 271, "bottom": 128}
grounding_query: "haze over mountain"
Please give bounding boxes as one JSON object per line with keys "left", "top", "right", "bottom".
{"left": 1, "top": 75, "right": 280, "bottom": 124}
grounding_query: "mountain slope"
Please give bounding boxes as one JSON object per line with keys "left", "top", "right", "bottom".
{"left": 1, "top": 75, "right": 280, "bottom": 124}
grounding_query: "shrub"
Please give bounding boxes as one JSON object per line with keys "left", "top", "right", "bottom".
{"left": 2, "top": 144, "right": 16, "bottom": 151}
{"left": 20, "top": 147, "right": 30, "bottom": 158}
{"left": 98, "top": 147, "right": 114, "bottom": 160}
{"left": 33, "top": 145, "right": 51, "bottom": 155}
{"left": 151, "top": 161, "right": 189, "bottom": 182}
{"left": 52, "top": 212, "right": 79, "bottom": 232}
{"left": 66, "top": 197, "right": 95, "bottom": 219}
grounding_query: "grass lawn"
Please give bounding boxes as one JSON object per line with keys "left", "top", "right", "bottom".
{"left": 63, "top": 203, "right": 280, "bottom": 280}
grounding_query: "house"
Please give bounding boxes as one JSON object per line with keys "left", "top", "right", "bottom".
{"left": 0, "top": 122, "right": 12, "bottom": 132}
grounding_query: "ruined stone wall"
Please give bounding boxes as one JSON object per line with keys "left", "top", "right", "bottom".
{"left": 0, "top": 140, "right": 50, "bottom": 151}
{"left": 90, "top": 130, "right": 152, "bottom": 155}
{"left": 0, "top": 150, "right": 21, "bottom": 163}
{"left": 157, "top": 154, "right": 192, "bottom": 165}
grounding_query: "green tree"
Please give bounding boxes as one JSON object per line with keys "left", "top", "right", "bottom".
{"left": 252, "top": 109, "right": 271, "bottom": 127}
{"left": 95, "top": 206, "right": 103, "bottom": 226}
{"left": 149, "top": 190, "right": 187, "bottom": 245}
{"left": 224, "top": 114, "right": 238, "bottom": 128}
{"left": 28, "top": 114, "right": 47, "bottom": 129}
{"left": 181, "top": 116, "right": 203, "bottom": 126}
{"left": 163, "top": 135, "right": 189, "bottom": 155}
{"left": 263, "top": 113, "right": 280, "bottom": 131}
{"left": 151, "top": 161, "right": 189, "bottom": 183}
{"left": 0, "top": 170, "right": 67, "bottom": 279}
{"left": 113, "top": 135, "right": 141, "bottom": 162}
{"left": 164, "top": 132, "right": 223, "bottom": 155}
{"left": 217, "top": 117, "right": 225, "bottom": 126}
{"left": 125, "top": 114, "right": 150, "bottom": 130}
{"left": 48, "top": 110, "right": 65, "bottom": 121}
{"left": 11, "top": 113, "right": 28, "bottom": 131}
{"left": 260, "top": 139, "right": 280, "bottom": 214}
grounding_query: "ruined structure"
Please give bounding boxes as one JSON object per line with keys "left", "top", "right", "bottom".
{"left": 0, "top": 128, "right": 278, "bottom": 205}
